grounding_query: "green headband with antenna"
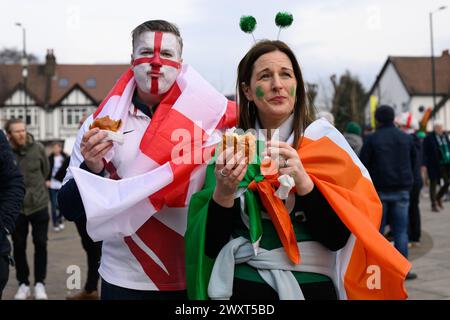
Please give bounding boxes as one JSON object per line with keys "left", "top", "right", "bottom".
{"left": 239, "top": 11, "right": 294, "bottom": 42}
{"left": 275, "top": 12, "right": 294, "bottom": 39}
{"left": 240, "top": 15, "right": 257, "bottom": 42}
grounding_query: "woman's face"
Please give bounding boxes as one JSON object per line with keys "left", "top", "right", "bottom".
{"left": 243, "top": 50, "right": 297, "bottom": 125}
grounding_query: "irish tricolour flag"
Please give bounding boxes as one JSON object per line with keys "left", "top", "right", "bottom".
{"left": 185, "top": 118, "right": 411, "bottom": 300}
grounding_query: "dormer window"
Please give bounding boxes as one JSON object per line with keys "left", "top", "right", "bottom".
{"left": 86, "top": 78, "right": 96, "bottom": 88}
{"left": 58, "top": 78, "right": 69, "bottom": 88}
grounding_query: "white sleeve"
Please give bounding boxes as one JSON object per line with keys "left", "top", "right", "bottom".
{"left": 62, "top": 115, "right": 94, "bottom": 185}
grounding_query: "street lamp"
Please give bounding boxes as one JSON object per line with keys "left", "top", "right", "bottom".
{"left": 429, "top": 6, "right": 447, "bottom": 126}
{"left": 15, "top": 22, "right": 29, "bottom": 124}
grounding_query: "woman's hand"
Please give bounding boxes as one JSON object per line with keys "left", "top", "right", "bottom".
{"left": 212, "top": 148, "right": 248, "bottom": 208}
{"left": 264, "top": 141, "right": 314, "bottom": 196}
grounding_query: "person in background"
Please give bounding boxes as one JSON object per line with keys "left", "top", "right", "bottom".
{"left": 360, "top": 105, "right": 417, "bottom": 280}
{"left": 316, "top": 110, "right": 335, "bottom": 126}
{"left": 396, "top": 112, "right": 423, "bottom": 247}
{"left": 65, "top": 117, "right": 102, "bottom": 300}
{"left": 0, "top": 130, "right": 25, "bottom": 299}
{"left": 5, "top": 118, "right": 50, "bottom": 299}
{"left": 46, "top": 142, "right": 69, "bottom": 232}
{"left": 343, "top": 121, "right": 363, "bottom": 156}
{"left": 422, "top": 121, "right": 450, "bottom": 212}
{"left": 362, "top": 124, "right": 374, "bottom": 143}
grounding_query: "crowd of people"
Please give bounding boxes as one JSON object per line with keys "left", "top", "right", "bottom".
{"left": 1, "top": 19, "right": 449, "bottom": 300}
{"left": 311, "top": 108, "right": 450, "bottom": 282}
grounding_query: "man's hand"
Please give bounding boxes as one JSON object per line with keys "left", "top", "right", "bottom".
{"left": 80, "top": 128, "right": 113, "bottom": 173}
{"left": 45, "top": 180, "right": 51, "bottom": 188}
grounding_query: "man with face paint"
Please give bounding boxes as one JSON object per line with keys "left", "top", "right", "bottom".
{"left": 132, "top": 23, "right": 183, "bottom": 112}
{"left": 58, "top": 20, "right": 236, "bottom": 299}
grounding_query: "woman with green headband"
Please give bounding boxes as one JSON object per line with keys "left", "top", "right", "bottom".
{"left": 185, "top": 16, "right": 411, "bottom": 301}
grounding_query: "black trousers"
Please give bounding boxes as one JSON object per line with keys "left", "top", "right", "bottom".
{"left": 12, "top": 208, "right": 49, "bottom": 285}
{"left": 101, "top": 278, "right": 188, "bottom": 300}
{"left": 430, "top": 164, "right": 450, "bottom": 205}
{"left": 408, "top": 183, "right": 422, "bottom": 242}
{"left": 0, "top": 255, "right": 9, "bottom": 299}
{"left": 74, "top": 217, "right": 102, "bottom": 293}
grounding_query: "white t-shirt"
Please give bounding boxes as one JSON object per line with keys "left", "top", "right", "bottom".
{"left": 63, "top": 103, "right": 202, "bottom": 290}
{"left": 50, "top": 154, "right": 64, "bottom": 190}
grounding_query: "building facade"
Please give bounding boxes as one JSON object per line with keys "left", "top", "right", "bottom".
{"left": 0, "top": 50, "right": 128, "bottom": 145}
{"left": 365, "top": 50, "right": 450, "bottom": 131}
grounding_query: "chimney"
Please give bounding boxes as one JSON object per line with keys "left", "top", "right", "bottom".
{"left": 44, "top": 49, "right": 56, "bottom": 106}
{"left": 44, "top": 49, "right": 56, "bottom": 77}
{"left": 442, "top": 49, "right": 449, "bottom": 57}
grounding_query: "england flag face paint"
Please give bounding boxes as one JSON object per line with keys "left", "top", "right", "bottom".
{"left": 132, "top": 31, "right": 182, "bottom": 96}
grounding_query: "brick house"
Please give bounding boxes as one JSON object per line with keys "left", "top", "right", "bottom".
{"left": 0, "top": 50, "right": 128, "bottom": 145}
{"left": 365, "top": 50, "right": 450, "bottom": 131}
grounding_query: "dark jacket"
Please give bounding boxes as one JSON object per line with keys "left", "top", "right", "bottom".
{"left": 411, "top": 134, "right": 423, "bottom": 187}
{"left": 360, "top": 124, "right": 416, "bottom": 192}
{"left": 58, "top": 162, "right": 104, "bottom": 223}
{"left": 12, "top": 133, "right": 50, "bottom": 216}
{"left": 47, "top": 152, "right": 70, "bottom": 183}
{"left": 0, "top": 131, "right": 25, "bottom": 255}
{"left": 422, "top": 132, "right": 450, "bottom": 181}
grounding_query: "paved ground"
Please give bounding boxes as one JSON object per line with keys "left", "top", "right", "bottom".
{"left": 2, "top": 192, "right": 449, "bottom": 300}
{"left": 3, "top": 222, "right": 87, "bottom": 300}
{"left": 404, "top": 192, "right": 450, "bottom": 299}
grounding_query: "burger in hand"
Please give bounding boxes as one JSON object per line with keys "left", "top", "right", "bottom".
{"left": 89, "top": 116, "right": 124, "bottom": 144}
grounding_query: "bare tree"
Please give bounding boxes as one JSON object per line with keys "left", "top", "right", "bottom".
{"left": 330, "top": 71, "right": 367, "bottom": 131}
{"left": 0, "top": 47, "right": 39, "bottom": 64}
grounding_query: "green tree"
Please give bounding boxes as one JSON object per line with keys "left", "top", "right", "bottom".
{"left": 330, "top": 71, "right": 367, "bottom": 132}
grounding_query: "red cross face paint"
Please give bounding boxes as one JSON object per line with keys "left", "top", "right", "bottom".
{"left": 132, "top": 31, "right": 182, "bottom": 96}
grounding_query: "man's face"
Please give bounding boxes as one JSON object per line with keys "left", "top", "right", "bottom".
{"left": 8, "top": 122, "right": 27, "bottom": 147}
{"left": 132, "top": 31, "right": 182, "bottom": 96}
{"left": 435, "top": 124, "right": 444, "bottom": 135}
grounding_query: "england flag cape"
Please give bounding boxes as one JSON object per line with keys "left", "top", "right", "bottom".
{"left": 185, "top": 119, "right": 411, "bottom": 300}
{"left": 69, "top": 64, "right": 236, "bottom": 242}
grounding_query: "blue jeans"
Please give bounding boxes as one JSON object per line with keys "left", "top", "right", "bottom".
{"left": 379, "top": 191, "right": 410, "bottom": 258}
{"left": 49, "top": 189, "right": 62, "bottom": 227}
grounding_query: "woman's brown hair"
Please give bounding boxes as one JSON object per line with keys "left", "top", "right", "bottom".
{"left": 236, "top": 40, "right": 314, "bottom": 148}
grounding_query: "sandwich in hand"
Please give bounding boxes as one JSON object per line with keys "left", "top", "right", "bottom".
{"left": 89, "top": 116, "right": 124, "bottom": 144}
{"left": 221, "top": 129, "right": 257, "bottom": 163}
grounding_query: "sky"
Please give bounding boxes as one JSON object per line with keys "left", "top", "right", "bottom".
{"left": 1, "top": 0, "right": 449, "bottom": 107}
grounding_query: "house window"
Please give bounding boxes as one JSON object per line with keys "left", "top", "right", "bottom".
{"left": 85, "top": 78, "right": 96, "bottom": 88}
{"left": 67, "top": 108, "right": 73, "bottom": 125}
{"left": 59, "top": 78, "right": 69, "bottom": 88}
{"left": 60, "top": 107, "right": 93, "bottom": 127}
{"left": 5, "top": 107, "right": 39, "bottom": 126}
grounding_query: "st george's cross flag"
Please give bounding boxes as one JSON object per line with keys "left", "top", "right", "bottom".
{"left": 70, "top": 64, "right": 236, "bottom": 243}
